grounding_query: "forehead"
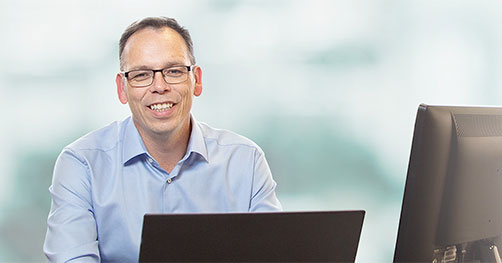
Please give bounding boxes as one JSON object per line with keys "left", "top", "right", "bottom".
{"left": 122, "top": 27, "right": 190, "bottom": 69}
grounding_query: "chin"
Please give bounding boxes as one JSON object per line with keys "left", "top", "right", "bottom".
{"left": 150, "top": 125, "right": 175, "bottom": 135}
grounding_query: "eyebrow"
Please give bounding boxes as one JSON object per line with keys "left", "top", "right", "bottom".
{"left": 127, "top": 62, "right": 188, "bottom": 71}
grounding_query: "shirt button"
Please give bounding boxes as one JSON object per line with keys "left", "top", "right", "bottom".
{"left": 148, "top": 158, "right": 153, "bottom": 163}
{"left": 167, "top": 178, "right": 172, "bottom": 184}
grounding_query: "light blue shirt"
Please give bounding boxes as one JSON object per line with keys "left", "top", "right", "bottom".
{"left": 43, "top": 115, "right": 282, "bottom": 262}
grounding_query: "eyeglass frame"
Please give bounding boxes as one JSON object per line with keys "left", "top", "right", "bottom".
{"left": 121, "top": 65, "right": 194, "bottom": 87}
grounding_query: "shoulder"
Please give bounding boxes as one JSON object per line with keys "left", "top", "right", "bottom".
{"left": 64, "top": 118, "right": 128, "bottom": 154}
{"left": 196, "top": 121, "right": 263, "bottom": 153}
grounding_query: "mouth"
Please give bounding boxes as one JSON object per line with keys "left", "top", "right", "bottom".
{"left": 148, "top": 102, "right": 175, "bottom": 112}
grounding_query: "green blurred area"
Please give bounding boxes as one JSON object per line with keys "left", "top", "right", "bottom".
{"left": 1, "top": 151, "right": 55, "bottom": 261}
{"left": 252, "top": 115, "right": 399, "bottom": 198}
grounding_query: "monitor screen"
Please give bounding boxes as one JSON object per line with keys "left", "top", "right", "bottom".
{"left": 394, "top": 104, "right": 502, "bottom": 262}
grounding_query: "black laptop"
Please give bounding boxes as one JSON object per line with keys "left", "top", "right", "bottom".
{"left": 139, "top": 210, "right": 365, "bottom": 262}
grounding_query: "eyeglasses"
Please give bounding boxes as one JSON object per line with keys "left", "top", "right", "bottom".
{"left": 123, "top": 65, "right": 193, "bottom": 87}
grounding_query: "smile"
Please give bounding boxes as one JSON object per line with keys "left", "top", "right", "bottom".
{"left": 149, "top": 102, "right": 174, "bottom": 112}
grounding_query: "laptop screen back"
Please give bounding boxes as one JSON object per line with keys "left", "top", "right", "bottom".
{"left": 139, "top": 210, "right": 365, "bottom": 262}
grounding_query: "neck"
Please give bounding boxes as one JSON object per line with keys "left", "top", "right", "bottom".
{"left": 135, "top": 117, "right": 191, "bottom": 173}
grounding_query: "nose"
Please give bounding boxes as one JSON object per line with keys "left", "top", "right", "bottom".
{"left": 150, "top": 71, "right": 171, "bottom": 93}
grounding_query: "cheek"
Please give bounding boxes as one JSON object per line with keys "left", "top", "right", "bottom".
{"left": 126, "top": 91, "right": 147, "bottom": 113}
{"left": 179, "top": 89, "right": 194, "bottom": 112}
{"left": 127, "top": 89, "right": 146, "bottom": 103}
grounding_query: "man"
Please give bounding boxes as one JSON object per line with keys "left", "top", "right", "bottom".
{"left": 44, "top": 16, "right": 282, "bottom": 262}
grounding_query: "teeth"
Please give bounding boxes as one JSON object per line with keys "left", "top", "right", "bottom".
{"left": 149, "top": 103, "right": 173, "bottom": 112}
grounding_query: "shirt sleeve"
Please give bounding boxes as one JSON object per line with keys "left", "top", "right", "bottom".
{"left": 43, "top": 149, "right": 100, "bottom": 263}
{"left": 249, "top": 148, "right": 283, "bottom": 212}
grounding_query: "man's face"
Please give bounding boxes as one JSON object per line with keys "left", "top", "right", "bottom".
{"left": 116, "top": 27, "right": 202, "bottom": 138}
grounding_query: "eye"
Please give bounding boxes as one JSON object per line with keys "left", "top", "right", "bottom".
{"left": 166, "top": 69, "right": 182, "bottom": 75}
{"left": 163, "top": 67, "right": 187, "bottom": 77}
{"left": 129, "top": 71, "right": 152, "bottom": 80}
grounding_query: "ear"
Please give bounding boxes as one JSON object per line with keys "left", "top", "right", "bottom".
{"left": 116, "top": 73, "right": 128, "bottom": 104}
{"left": 193, "top": 66, "right": 202, "bottom": 97}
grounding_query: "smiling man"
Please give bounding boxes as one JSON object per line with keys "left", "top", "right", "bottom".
{"left": 43, "top": 17, "right": 282, "bottom": 262}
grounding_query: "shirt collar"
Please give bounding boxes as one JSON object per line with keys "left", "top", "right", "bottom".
{"left": 185, "top": 115, "right": 209, "bottom": 162}
{"left": 122, "top": 117, "right": 149, "bottom": 165}
{"left": 121, "top": 115, "right": 208, "bottom": 165}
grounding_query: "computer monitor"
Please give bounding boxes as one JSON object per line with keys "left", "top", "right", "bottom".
{"left": 394, "top": 104, "right": 502, "bottom": 262}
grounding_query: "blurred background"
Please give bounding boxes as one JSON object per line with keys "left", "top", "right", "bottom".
{"left": 1, "top": 0, "right": 501, "bottom": 261}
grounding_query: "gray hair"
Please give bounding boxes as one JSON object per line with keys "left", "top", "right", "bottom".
{"left": 119, "top": 16, "right": 196, "bottom": 70}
